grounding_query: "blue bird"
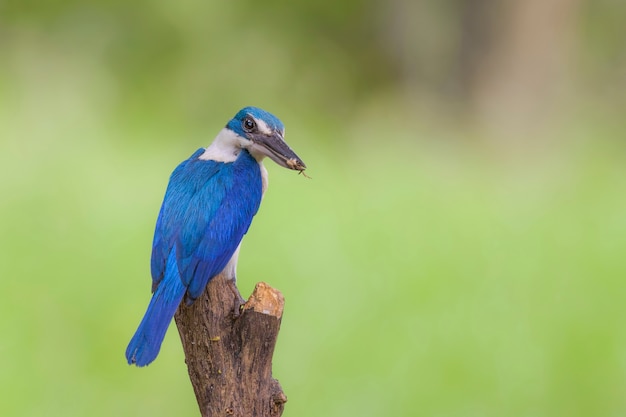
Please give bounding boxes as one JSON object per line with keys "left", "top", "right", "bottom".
{"left": 126, "top": 106, "right": 306, "bottom": 367}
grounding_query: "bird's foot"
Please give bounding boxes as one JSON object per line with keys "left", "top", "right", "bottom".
{"left": 227, "top": 277, "right": 246, "bottom": 318}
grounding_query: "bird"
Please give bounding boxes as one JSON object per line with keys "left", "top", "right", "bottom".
{"left": 125, "top": 106, "right": 306, "bottom": 367}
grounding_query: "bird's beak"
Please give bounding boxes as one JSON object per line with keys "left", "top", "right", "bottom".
{"left": 249, "top": 131, "right": 307, "bottom": 171}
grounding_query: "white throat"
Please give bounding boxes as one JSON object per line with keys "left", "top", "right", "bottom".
{"left": 198, "top": 128, "right": 269, "bottom": 193}
{"left": 199, "top": 128, "right": 248, "bottom": 162}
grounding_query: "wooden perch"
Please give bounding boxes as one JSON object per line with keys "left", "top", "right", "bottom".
{"left": 174, "top": 274, "right": 287, "bottom": 417}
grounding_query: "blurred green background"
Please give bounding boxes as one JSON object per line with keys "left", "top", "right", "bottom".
{"left": 1, "top": 1, "right": 626, "bottom": 416}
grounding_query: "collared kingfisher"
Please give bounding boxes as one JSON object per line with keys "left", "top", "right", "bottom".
{"left": 125, "top": 106, "right": 306, "bottom": 367}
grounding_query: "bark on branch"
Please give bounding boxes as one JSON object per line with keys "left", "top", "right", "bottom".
{"left": 174, "top": 274, "right": 287, "bottom": 417}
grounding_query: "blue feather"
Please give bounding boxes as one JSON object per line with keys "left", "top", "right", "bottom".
{"left": 125, "top": 248, "right": 186, "bottom": 366}
{"left": 126, "top": 148, "right": 263, "bottom": 366}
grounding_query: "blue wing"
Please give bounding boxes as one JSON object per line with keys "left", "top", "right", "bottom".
{"left": 150, "top": 148, "right": 210, "bottom": 290}
{"left": 128, "top": 148, "right": 263, "bottom": 366}
{"left": 150, "top": 148, "right": 263, "bottom": 301}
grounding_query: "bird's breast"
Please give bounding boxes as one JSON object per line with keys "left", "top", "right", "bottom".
{"left": 230, "top": 150, "right": 265, "bottom": 203}
{"left": 258, "top": 162, "right": 269, "bottom": 195}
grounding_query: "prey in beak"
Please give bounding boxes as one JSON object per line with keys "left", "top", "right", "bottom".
{"left": 248, "top": 129, "right": 307, "bottom": 174}
{"left": 228, "top": 107, "right": 308, "bottom": 176}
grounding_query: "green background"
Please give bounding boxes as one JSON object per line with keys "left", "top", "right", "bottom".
{"left": 1, "top": 1, "right": 625, "bottom": 416}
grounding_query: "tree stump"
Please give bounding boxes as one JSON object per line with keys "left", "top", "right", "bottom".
{"left": 174, "top": 274, "right": 287, "bottom": 417}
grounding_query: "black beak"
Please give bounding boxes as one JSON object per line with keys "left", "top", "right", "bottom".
{"left": 249, "top": 131, "right": 306, "bottom": 171}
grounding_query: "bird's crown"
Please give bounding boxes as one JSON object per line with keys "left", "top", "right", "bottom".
{"left": 226, "top": 106, "right": 284, "bottom": 138}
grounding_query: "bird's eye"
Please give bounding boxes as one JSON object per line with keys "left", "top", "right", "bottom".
{"left": 243, "top": 117, "right": 256, "bottom": 132}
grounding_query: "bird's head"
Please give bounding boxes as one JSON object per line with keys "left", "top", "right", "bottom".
{"left": 226, "top": 106, "right": 306, "bottom": 172}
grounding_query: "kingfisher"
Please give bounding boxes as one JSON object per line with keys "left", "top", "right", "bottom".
{"left": 125, "top": 106, "right": 306, "bottom": 367}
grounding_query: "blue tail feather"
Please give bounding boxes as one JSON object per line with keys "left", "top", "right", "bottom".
{"left": 126, "top": 250, "right": 186, "bottom": 367}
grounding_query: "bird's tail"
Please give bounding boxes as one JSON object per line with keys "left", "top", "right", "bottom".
{"left": 125, "top": 253, "right": 186, "bottom": 367}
